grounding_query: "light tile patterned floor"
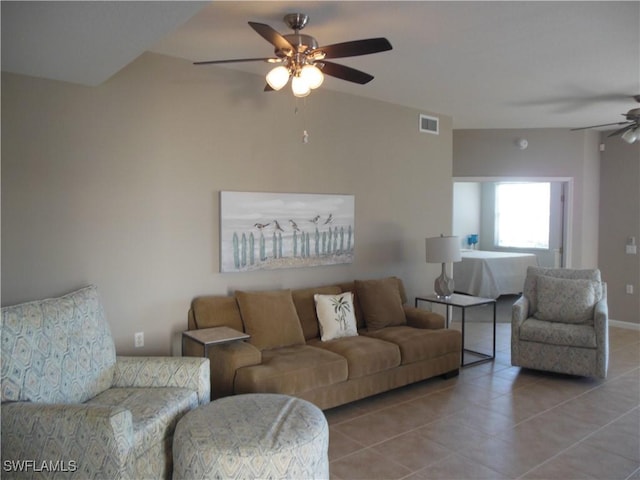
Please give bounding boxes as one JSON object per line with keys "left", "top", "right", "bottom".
{"left": 325, "top": 317, "right": 640, "bottom": 480}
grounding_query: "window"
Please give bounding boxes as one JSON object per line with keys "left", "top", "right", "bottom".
{"left": 495, "top": 182, "right": 550, "bottom": 249}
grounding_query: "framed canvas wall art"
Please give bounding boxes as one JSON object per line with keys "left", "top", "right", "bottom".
{"left": 220, "top": 191, "right": 355, "bottom": 272}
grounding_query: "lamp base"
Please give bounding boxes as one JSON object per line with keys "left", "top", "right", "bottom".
{"left": 434, "top": 263, "right": 454, "bottom": 298}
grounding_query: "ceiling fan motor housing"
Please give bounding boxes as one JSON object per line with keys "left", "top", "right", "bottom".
{"left": 281, "top": 33, "right": 318, "bottom": 55}
{"left": 278, "top": 14, "right": 320, "bottom": 59}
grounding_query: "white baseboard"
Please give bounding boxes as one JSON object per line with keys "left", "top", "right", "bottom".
{"left": 609, "top": 319, "right": 640, "bottom": 330}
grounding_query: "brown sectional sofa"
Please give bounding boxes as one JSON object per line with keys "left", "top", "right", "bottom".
{"left": 185, "top": 277, "right": 462, "bottom": 410}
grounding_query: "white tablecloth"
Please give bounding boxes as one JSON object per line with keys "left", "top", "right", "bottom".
{"left": 453, "top": 250, "right": 539, "bottom": 299}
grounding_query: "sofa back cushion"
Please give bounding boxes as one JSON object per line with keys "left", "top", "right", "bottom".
{"left": 355, "top": 277, "right": 407, "bottom": 331}
{"left": 523, "top": 267, "right": 602, "bottom": 316}
{"left": 336, "top": 281, "right": 366, "bottom": 329}
{"left": 395, "top": 277, "right": 409, "bottom": 304}
{"left": 236, "top": 290, "right": 305, "bottom": 351}
{"left": 189, "top": 296, "right": 244, "bottom": 332}
{"left": 292, "top": 285, "right": 342, "bottom": 340}
{"left": 1, "top": 285, "right": 116, "bottom": 404}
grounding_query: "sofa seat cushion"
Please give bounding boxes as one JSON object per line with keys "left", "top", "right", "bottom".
{"left": 363, "top": 327, "right": 461, "bottom": 365}
{"left": 87, "top": 387, "right": 198, "bottom": 448}
{"left": 520, "top": 318, "right": 597, "bottom": 348}
{"left": 234, "top": 345, "right": 348, "bottom": 395}
{"left": 308, "top": 336, "right": 401, "bottom": 379}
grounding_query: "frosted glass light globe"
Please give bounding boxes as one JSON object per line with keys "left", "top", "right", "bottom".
{"left": 300, "top": 65, "right": 324, "bottom": 89}
{"left": 291, "top": 75, "right": 311, "bottom": 97}
{"left": 265, "top": 66, "right": 289, "bottom": 91}
{"left": 621, "top": 127, "right": 640, "bottom": 144}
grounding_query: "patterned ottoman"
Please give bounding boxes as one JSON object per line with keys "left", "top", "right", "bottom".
{"left": 173, "top": 393, "right": 329, "bottom": 479}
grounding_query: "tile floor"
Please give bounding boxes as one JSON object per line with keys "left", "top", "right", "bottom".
{"left": 325, "top": 316, "right": 640, "bottom": 480}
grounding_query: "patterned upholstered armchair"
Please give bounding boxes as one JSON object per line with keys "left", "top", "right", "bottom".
{"left": 511, "top": 267, "right": 608, "bottom": 379}
{"left": 1, "top": 285, "right": 210, "bottom": 479}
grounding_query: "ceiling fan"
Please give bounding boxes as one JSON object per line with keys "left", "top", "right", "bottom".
{"left": 571, "top": 95, "right": 640, "bottom": 144}
{"left": 193, "top": 13, "right": 392, "bottom": 98}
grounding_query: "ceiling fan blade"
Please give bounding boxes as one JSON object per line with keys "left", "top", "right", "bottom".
{"left": 313, "top": 38, "right": 392, "bottom": 59}
{"left": 320, "top": 61, "right": 374, "bottom": 84}
{"left": 248, "top": 21, "right": 295, "bottom": 55}
{"left": 608, "top": 124, "right": 635, "bottom": 137}
{"left": 194, "top": 57, "right": 275, "bottom": 65}
{"left": 570, "top": 121, "right": 630, "bottom": 131}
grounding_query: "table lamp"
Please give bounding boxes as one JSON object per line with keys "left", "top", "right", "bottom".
{"left": 425, "top": 235, "right": 462, "bottom": 298}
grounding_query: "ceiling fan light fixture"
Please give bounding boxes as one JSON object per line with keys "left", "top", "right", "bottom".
{"left": 195, "top": 13, "right": 393, "bottom": 97}
{"left": 266, "top": 65, "right": 290, "bottom": 91}
{"left": 621, "top": 126, "right": 640, "bottom": 144}
{"left": 291, "top": 75, "right": 311, "bottom": 97}
{"left": 300, "top": 64, "right": 324, "bottom": 89}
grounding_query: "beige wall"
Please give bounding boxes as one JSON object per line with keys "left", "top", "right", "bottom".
{"left": 1, "top": 52, "right": 453, "bottom": 354}
{"left": 599, "top": 135, "right": 640, "bottom": 325}
{"left": 453, "top": 128, "right": 601, "bottom": 268}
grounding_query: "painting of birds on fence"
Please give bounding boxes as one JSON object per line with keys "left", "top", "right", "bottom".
{"left": 220, "top": 191, "right": 355, "bottom": 272}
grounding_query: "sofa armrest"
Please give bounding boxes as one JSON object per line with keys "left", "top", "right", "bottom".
{"left": 1, "top": 402, "right": 134, "bottom": 479}
{"left": 403, "top": 305, "right": 445, "bottom": 329}
{"left": 209, "top": 342, "right": 262, "bottom": 400}
{"left": 113, "top": 356, "right": 210, "bottom": 405}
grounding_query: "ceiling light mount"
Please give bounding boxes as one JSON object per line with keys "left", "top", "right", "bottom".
{"left": 283, "top": 13, "right": 309, "bottom": 32}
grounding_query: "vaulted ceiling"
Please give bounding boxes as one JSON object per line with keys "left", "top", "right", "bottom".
{"left": 2, "top": 1, "right": 639, "bottom": 130}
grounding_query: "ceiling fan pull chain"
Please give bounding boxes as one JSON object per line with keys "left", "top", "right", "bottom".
{"left": 302, "top": 97, "right": 310, "bottom": 144}
{"left": 292, "top": 97, "right": 310, "bottom": 144}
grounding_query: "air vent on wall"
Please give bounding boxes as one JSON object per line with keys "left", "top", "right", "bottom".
{"left": 419, "top": 114, "right": 439, "bottom": 134}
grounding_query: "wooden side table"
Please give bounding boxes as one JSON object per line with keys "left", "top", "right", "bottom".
{"left": 182, "top": 326, "right": 250, "bottom": 358}
{"left": 415, "top": 293, "right": 496, "bottom": 367}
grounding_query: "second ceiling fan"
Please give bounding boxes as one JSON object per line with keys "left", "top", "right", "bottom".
{"left": 571, "top": 95, "right": 640, "bottom": 144}
{"left": 194, "top": 13, "right": 393, "bottom": 97}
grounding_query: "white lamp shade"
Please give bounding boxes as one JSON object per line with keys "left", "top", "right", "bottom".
{"left": 425, "top": 236, "right": 462, "bottom": 263}
{"left": 291, "top": 75, "right": 311, "bottom": 97}
{"left": 300, "top": 64, "right": 324, "bottom": 89}
{"left": 265, "top": 66, "right": 290, "bottom": 91}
